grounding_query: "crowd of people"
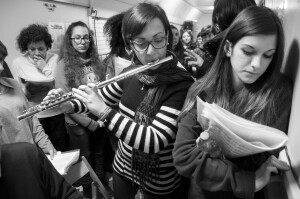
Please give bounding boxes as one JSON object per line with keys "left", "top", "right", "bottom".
{"left": 0, "top": 1, "right": 293, "bottom": 199}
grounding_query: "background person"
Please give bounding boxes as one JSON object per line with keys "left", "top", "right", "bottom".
{"left": 0, "top": 46, "right": 56, "bottom": 157}
{"left": 170, "top": 25, "right": 185, "bottom": 66}
{"left": 12, "top": 24, "right": 69, "bottom": 152}
{"left": 185, "top": 0, "right": 256, "bottom": 79}
{"left": 181, "top": 29, "right": 197, "bottom": 50}
{"left": 173, "top": 6, "right": 292, "bottom": 199}
{"left": 54, "top": 21, "right": 110, "bottom": 198}
{"left": 102, "top": 11, "right": 131, "bottom": 81}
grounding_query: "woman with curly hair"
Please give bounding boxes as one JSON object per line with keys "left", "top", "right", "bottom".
{"left": 102, "top": 11, "right": 131, "bottom": 80}
{"left": 54, "top": 21, "right": 108, "bottom": 198}
{"left": 12, "top": 24, "right": 69, "bottom": 152}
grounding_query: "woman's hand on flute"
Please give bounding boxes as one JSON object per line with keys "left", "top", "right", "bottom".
{"left": 42, "top": 88, "right": 74, "bottom": 113}
{"left": 72, "top": 83, "right": 108, "bottom": 117}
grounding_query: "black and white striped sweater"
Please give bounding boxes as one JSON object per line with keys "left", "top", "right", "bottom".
{"left": 72, "top": 74, "right": 192, "bottom": 195}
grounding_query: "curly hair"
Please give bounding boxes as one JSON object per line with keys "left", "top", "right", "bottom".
{"left": 103, "top": 12, "right": 127, "bottom": 58}
{"left": 212, "top": 0, "right": 256, "bottom": 31}
{"left": 59, "top": 21, "right": 105, "bottom": 89}
{"left": 16, "top": 24, "right": 53, "bottom": 53}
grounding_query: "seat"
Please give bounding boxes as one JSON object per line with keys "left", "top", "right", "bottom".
{"left": 64, "top": 156, "right": 111, "bottom": 199}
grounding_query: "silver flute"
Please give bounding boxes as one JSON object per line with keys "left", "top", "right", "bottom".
{"left": 17, "top": 55, "right": 173, "bottom": 120}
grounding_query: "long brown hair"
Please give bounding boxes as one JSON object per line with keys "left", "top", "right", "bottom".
{"left": 179, "top": 6, "right": 292, "bottom": 127}
{"left": 59, "top": 21, "right": 105, "bottom": 89}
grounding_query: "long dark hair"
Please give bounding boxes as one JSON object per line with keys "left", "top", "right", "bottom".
{"left": 59, "top": 21, "right": 105, "bottom": 88}
{"left": 122, "top": 2, "right": 173, "bottom": 53}
{"left": 170, "top": 25, "right": 185, "bottom": 63}
{"left": 180, "top": 6, "right": 290, "bottom": 127}
{"left": 103, "top": 12, "right": 127, "bottom": 58}
{"left": 212, "top": 0, "right": 256, "bottom": 32}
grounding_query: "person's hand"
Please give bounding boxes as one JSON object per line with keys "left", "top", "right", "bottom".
{"left": 255, "top": 155, "right": 290, "bottom": 192}
{"left": 184, "top": 49, "right": 204, "bottom": 68}
{"left": 33, "top": 55, "right": 47, "bottom": 70}
{"left": 42, "top": 89, "right": 74, "bottom": 113}
{"left": 72, "top": 83, "right": 107, "bottom": 117}
{"left": 48, "top": 148, "right": 57, "bottom": 160}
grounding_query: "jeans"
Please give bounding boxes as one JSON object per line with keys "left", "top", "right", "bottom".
{"left": 39, "top": 113, "right": 69, "bottom": 152}
{"left": 66, "top": 122, "right": 114, "bottom": 192}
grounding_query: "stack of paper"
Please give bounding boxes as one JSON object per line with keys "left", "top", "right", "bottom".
{"left": 197, "top": 97, "right": 288, "bottom": 158}
{"left": 47, "top": 150, "right": 80, "bottom": 175}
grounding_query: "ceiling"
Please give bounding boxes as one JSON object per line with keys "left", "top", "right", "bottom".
{"left": 183, "top": 0, "right": 215, "bottom": 14}
{"left": 113, "top": 0, "right": 215, "bottom": 14}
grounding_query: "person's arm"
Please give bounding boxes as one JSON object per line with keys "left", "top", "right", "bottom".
{"left": 68, "top": 113, "right": 99, "bottom": 132}
{"left": 31, "top": 115, "right": 56, "bottom": 154}
{"left": 11, "top": 58, "right": 26, "bottom": 93}
{"left": 71, "top": 81, "right": 191, "bottom": 154}
{"left": 173, "top": 107, "right": 255, "bottom": 199}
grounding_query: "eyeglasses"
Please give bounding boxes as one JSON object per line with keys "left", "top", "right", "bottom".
{"left": 130, "top": 36, "right": 168, "bottom": 52}
{"left": 70, "top": 35, "right": 91, "bottom": 44}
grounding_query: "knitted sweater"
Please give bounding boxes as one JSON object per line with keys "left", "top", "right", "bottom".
{"left": 72, "top": 68, "right": 193, "bottom": 195}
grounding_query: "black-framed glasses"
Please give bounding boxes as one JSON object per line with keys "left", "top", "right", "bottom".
{"left": 70, "top": 35, "right": 91, "bottom": 44}
{"left": 130, "top": 36, "right": 168, "bottom": 52}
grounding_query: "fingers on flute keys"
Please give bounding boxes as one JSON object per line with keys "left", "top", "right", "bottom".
{"left": 42, "top": 89, "right": 64, "bottom": 104}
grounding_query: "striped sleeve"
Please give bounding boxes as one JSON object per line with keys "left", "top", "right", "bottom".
{"left": 70, "top": 81, "right": 123, "bottom": 114}
{"left": 106, "top": 105, "right": 180, "bottom": 154}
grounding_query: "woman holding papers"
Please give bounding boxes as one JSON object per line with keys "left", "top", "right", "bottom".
{"left": 46, "top": 3, "right": 194, "bottom": 199}
{"left": 12, "top": 24, "right": 68, "bottom": 152}
{"left": 173, "top": 6, "right": 292, "bottom": 199}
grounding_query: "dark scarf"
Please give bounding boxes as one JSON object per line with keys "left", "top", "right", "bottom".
{"left": 131, "top": 51, "right": 193, "bottom": 192}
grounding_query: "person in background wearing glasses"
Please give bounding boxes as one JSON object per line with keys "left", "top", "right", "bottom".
{"left": 45, "top": 3, "right": 194, "bottom": 199}
{"left": 53, "top": 21, "right": 110, "bottom": 198}
{"left": 11, "top": 24, "right": 69, "bottom": 152}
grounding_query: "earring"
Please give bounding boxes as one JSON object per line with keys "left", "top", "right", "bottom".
{"left": 224, "top": 40, "right": 232, "bottom": 57}
{"left": 125, "top": 47, "right": 133, "bottom": 56}
{"left": 226, "top": 50, "right": 232, "bottom": 57}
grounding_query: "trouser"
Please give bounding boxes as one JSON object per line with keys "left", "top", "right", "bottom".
{"left": 39, "top": 113, "right": 69, "bottom": 152}
{"left": 0, "top": 142, "right": 83, "bottom": 199}
{"left": 66, "top": 123, "right": 113, "bottom": 191}
{"left": 113, "top": 171, "right": 189, "bottom": 199}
